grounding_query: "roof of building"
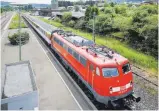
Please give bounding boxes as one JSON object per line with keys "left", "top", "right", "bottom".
{"left": 2, "top": 61, "right": 37, "bottom": 99}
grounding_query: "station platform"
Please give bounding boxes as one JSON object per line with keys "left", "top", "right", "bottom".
{"left": 1, "top": 28, "right": 81, "bottom": 110}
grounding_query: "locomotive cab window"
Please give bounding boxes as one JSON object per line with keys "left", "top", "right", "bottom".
{"left": 122, "top": 63, "right": 131, "bottom": 74}
{"left": 102, "top": 68, "right": 118, "bottom": 77}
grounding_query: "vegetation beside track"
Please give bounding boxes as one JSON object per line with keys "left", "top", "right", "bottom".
{"left": 37, "top": 16, "right": 157, "bottom": 76}
{"left": 8, "top": 31, "right": 30, "bottom": 45}
{"left": 9, "top": 13, "right": 27, "bottom": 29}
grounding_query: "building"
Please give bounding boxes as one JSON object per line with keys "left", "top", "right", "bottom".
{"left": 51, "top": 0, "right": 58, "bottom": 9}
{"left": 1, "top": 61, "right": 38, "bottom": 110}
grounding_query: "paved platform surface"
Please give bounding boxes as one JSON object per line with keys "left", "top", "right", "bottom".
{"left": 1, "top": 28, "right": 80, "bottom": 110}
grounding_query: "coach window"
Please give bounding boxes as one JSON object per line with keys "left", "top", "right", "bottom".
{"left": 56, "top": 38, "right": 60, "bottom": 44}
{"left": 68, "top": 47, "right": 73, "bottom": 55}
{"left": 73, "top": 51, "right": 79, "bottom": 61}
{"left": 60, "top": 41, "right": 63, "bottom": 47}
{"left": 63, "top": 44, "right": 68, "bottom": 51}
{"left": 59, "top": 40, "right": 62, "bottom": 46}
{"left": 80, "top": 56, "right": 86, "bottom": 67}
{"left": 54, "top": 37, "right": 57, "bottom": 43}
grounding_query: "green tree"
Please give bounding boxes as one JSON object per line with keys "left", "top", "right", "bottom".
{"left": 114, "top": 5, "right": 127, "bottom": 15}
{"left": 104, "top": 0, "right": 109, "bottom": 7}
{"left": 95, "top": 14, "right": 113, "bottom": 33}
{"left": 110, "top": 2, "right": 115, "bottom": 7}
{"left": 85, "top": 6, "right": 91, "bottom": 21}
{"left": 139, "top": 4, "right": 157, "bottom": 14}
{"left": 104, "top": 7, "right": 115, "bottom": 15}
{"left": 113, "top": 16, "right": 132, "bottom": 35}
{"left": 85, "top": 6, "right": 99, "bottom": 21}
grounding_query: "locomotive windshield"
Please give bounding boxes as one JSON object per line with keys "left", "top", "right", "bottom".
{"left": 102, "top": 68, "right": 119, "bottom": 77}
{"left": 122, "top": 63, "right": 131, "bottom": 74}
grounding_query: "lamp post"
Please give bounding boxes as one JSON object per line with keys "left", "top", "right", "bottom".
{"left": 11, "top": 3, "right": 26, "bottom": 61}
{"left": 93, "top": 12, "right": 95, "bottom": 43}
{"left": 18, "top": 5, "right": 21, "bottom": 61}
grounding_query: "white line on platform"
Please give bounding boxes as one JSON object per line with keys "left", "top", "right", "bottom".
{"left": 33, "top": 32, "right": 83, "bottom": 110}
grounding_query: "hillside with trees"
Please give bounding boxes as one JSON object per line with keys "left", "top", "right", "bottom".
{"left": 83, "top": 4, "right": 158, "bottom": 58}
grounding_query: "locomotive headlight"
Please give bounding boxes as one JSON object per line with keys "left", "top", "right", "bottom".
{"left": 130, "top": 81, "right": 133, "bottom": 87}
{"left": 110, "top": 87, "right": 112, "bottom": 91}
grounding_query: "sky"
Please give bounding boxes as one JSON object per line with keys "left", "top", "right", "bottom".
{"left": 1, "top": 0, "right": 80, "bottom": 4}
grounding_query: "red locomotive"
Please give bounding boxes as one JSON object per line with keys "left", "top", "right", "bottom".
{"left": 25, "top": 15, "right": 140, "bottom": 108}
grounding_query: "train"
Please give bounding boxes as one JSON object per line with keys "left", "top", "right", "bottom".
{"left": 24, "top": 15, "right": 141, "bottom": 108}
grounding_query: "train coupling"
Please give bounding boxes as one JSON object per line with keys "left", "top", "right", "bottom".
{"left": 109, "top": 100, "right": 120, "bottom": 108}
{"left": 131, "top": 94, "right": 141, "bottom": 102}
{"left": 108, "top": 94, "right": 141, "bottom": 109}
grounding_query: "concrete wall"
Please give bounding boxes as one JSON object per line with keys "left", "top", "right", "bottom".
{"left": 1, "top": 91, "right": 38, "bottom": 110}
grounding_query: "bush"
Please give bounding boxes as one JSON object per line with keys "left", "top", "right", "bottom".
{"left": 114, "top": 5, "right": 127, "bottom": 15}
{"left": 62, "top": 12, "right": 72, "bottom": 23}
{"left": 67, "top": 20, "right": 75, "bottom": 27}
{"left": 54, "top": 17, "right": 61, "bottom": 23}
{"left": 104, "top": 7, "right": 115, "bottom": 15}
{"left": 74, "top": 19, "right": 86, "bottom": 29}
{"left": 8, "top": 32, "right": 30, "bottom": 45}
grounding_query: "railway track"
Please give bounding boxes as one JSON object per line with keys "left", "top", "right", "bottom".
{"left": 23, "top": 15, "right": 136, "bottom": 110}
{"left": 1, "top": 13, "right": 12, "bottom": 30}
{"left": 132, "top": 71, "right": 158, "bottom": 87}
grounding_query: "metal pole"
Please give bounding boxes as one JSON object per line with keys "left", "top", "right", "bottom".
{"left": 19, "top": 6, "right": 21, "bottom": 61}
{"left": 5, "top": 10, "right": 6, "bottom": 18}
{"left": 93, "top": 12, "right": 95, "bottom": 43}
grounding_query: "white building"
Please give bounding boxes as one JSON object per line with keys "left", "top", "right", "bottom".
{"left": 51, "top": 0, "right": 58, "bottom": 9}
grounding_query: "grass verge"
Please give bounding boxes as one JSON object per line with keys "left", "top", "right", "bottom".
{"left": 38, "top": 17, "right": 158, "bottom": 76}
{"left": 9, "top": 13, "right": 27, "bottom": 29}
